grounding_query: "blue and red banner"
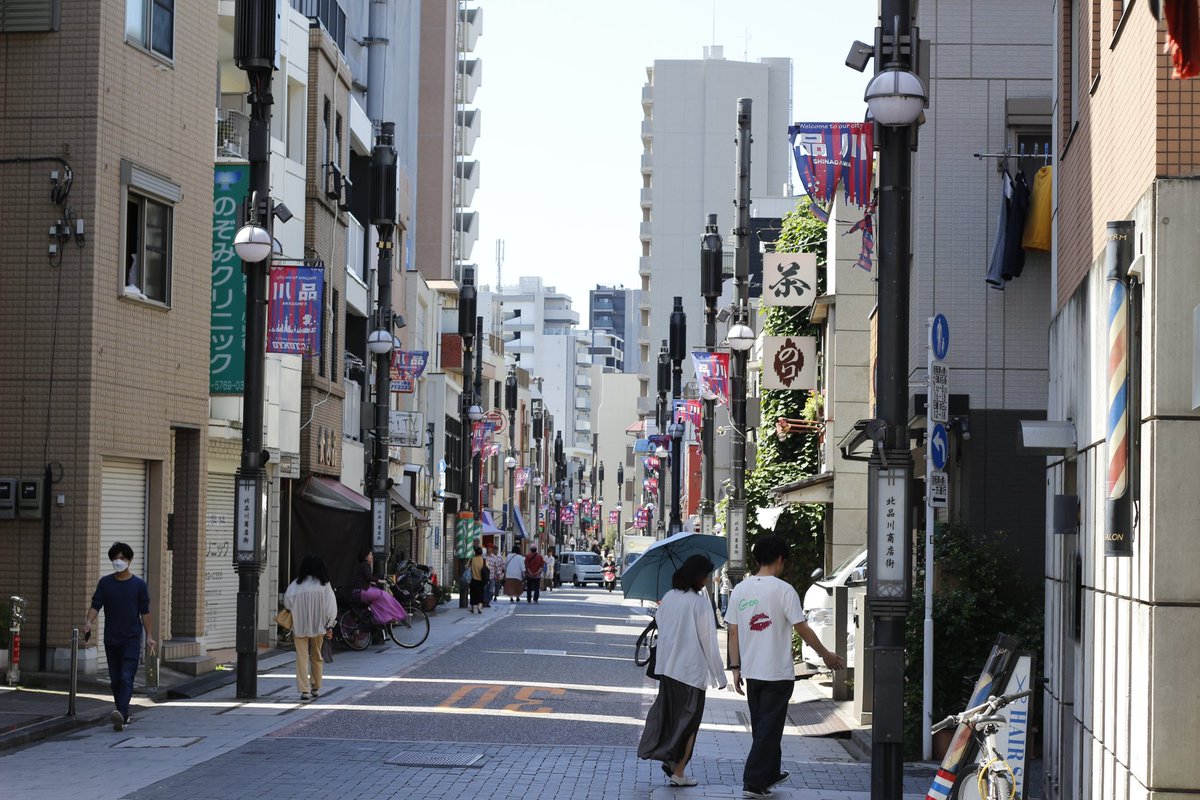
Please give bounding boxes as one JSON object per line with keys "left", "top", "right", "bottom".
{"left": 266, "top": 266, "right": 324, "bottom": 356}
{"left": 692, "top": 351, "right": 730, "bottom": 406}
{"left": 789, "top": 121, "right": 877, "bottom": 271}
{"left": 390, "top": 350, "right": 429, "bottom": 393}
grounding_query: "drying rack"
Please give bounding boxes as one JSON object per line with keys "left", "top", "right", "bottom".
{"left": 973, "top": 142, "right": 1053, "bottom": 172}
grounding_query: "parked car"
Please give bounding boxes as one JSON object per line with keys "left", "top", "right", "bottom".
{"left": 559, "top": 551, "right": 605, "bottom": 587}
{"left": 801, "top": 547, "right": 867, "bottom": 668}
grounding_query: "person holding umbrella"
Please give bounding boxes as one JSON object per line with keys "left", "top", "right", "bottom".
{"left": 637, "top": 554, "right": 726, "bottom": 787}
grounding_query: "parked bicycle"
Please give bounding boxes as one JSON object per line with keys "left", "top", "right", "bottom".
{"left": 333, "top": 589, "right": 430, "bottom": 651}
{"left": 634, "top": 614, "right": 657, "bottom": 667}
{"left": 931, "top": 688, "right": 1033, "bottom": 800}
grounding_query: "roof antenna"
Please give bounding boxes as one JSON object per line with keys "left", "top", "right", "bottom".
{"left": 495, "top": 238, "right": 505, "bottom": 289}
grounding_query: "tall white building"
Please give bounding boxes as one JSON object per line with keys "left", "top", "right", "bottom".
{"left": 637, "top": 47, "right": 792, "bottom": 413}
{"left": 478, "top": 277, "right": 592, "bottom": 460}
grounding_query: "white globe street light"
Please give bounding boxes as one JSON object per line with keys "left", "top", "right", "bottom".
{"left": 467, "top": 404, "right": 484, "bottom": 422}
{"left": 533, "top": 474, "right": 543, "bottom": 487}
{"left": 655, "top": 445, "right": 669, "bottom": 459}
{"left": 367, "top": 329, "right": 395, "bottom": 355}
{"left": 233, "top": 223, "right": 273, "bottom": 263}
{"left": 504, "top": 455, "right": 518, "bottom": 469}
{"left": 864, "top": 67, "right": 926, "bottom": 127}
{"left": 726, "top": 323, "right": 756, "bottom": 352}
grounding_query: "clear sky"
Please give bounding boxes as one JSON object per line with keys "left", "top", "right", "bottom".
{"left": 470, "top": 0, "right": 878, "bottom": 313}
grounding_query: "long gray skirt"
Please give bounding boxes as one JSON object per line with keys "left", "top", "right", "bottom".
{"left": 637, "top": 675, "right": 706, "bottom": 765}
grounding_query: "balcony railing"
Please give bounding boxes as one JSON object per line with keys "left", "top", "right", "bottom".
{"left": 216, "top": 108, "right": 249, "bottom": 160}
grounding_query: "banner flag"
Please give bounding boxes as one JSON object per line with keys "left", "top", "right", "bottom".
{"left": 608, "top": 509, "right": 620, "bottom": 524}
{"left": 692, "top": 351, "right": 731, "bottom": 406}
{"left": 515, "top": 467, "right": 530, "bottom": 491}
{"left": 266, "top": 266, "right": 324, "bottom": 356}
{"left": 390, "top": 350, "right": 429, "bottom": 393}
{"left": 788, "top": 121, "right": 876, "bottom": 269}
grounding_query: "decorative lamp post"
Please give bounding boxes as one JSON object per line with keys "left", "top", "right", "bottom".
{"left": 699, "top": 214, "right": 724, "bottom": 536}
{"left": 669, "top": 297, "right": 687, "bottom": 533}
{"left": 505, "top": 367, "right": 518, "bottom": 549}
{"left": 616, "top": 463, "right": 624, "bottom": 556}
{"left": 457, "top": 267, "right": 478, "bottom": 609}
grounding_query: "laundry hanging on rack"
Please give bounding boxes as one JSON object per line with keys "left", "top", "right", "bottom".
{"left": 1022, "top": 166, "right": 1053, "bottom": 251}
{"left": 1164, "top": 0, "right": 1200, "bottom": 79}
{"left": 986, "top": 169, "right": 1030, "bottom": 289}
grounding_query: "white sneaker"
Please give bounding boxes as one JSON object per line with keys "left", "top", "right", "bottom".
{"left": 110, "top": 710, "right": 124, "bottom": 731}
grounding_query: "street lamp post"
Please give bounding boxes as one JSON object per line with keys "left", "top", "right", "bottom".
{"left": 669, "top": 297, "right": 687, "bottom": 533}
{"left": 616, "top": 463, "right": 624, "bottom": 553}
{"left": 656, "top": 340, "right": 670, "bottom": 537}
{"left": 859, "top": 3, "right": 924, "bottom": 796}
{"left": 505, "top": 365, "right": 518, "bottom": 550}
{"left": 230, "top": 0, "right": 279, "bottom": 700}
{"left": 532, "top": 399, "right": 544, "bottom": 549}
{"left": 368, "top": 122, "right": 399, "bottom": 578}
{"left": 554, "top": 431, "right": 565, "bottom": 552}
{"left": 699, "top": 214, "right": 723, "bottom": 535}
{"left": 655, "top": 444, "right": 669, "bottom": 538}
{"left": 725, "top": 97, "right": 755, "bottom": 584}
{"left": 457, "top": 269, "right": 478, "bottom": 609}
{"left": 473, "top": 316, "right": 484, "bottom": 523}
{"left": 597, "top": 461, "right": 605, "bottom": 546}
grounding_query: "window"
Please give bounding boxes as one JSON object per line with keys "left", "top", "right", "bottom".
{"left": 120, "top": 160, "right": 179, "bottom": 304}
{"left": 126, "top": 0, "right": 173, "bottom": 60}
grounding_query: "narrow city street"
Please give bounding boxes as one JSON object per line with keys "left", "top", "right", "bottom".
{"left": 0, "top": 588, "right": 930, "bottom": 800}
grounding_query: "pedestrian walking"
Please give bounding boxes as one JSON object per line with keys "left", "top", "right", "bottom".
{"left": 352, "top": 549, "right": 408, "bottom": 623}
{"left": 524, "top": 544, "right": 545, "bottom": 603}
{"left": 637, "top": 554, "right": 726, "bottom": 787}
{"left": 83, "top": 542, "right": 157, "bottom": 732}
{"left": 724, "top": 535, "right": 844, "bottom": 798}
{"left": 543, "top": 548, "right": 557, "bottom": 593}
{"left": 719, "top": 566, "right": 732, "bottom": 617}
{"left": 283, "top": 554, "right": 337, "bottom": 702}
{"left": 503, "top": 545, "right": 525, "bottom": 603}
{"left": 486, "top": 546, "right": 505, "bottom": 604}
{"left": 467, "top": 545, "right": 488, "bottom": 614}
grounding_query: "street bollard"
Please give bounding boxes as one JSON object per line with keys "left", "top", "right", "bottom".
{"left": 68, "top": 628, "right": 79, "bottom": 717}
{"left": 7, "top": 595, "right": 26, "bottom": 686}
{"left": 145, "top": 639, "right": 159, "bottom": 693}
{"left": 832, "top": 585, "right": 850, "bottom": 701}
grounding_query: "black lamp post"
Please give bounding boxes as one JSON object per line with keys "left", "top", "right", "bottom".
{"left": 457, "top": 269, "right": 478, "bottom": 608}
{"left": 597, "top": 461, "right": 605, "bottom": 543}
{"left": 231, "top": 0, "right": 278, "bottom": 700}
{"left": 554, "top": 431, "right": 565, "bottom": 552}
{"left": 505, "top": 366, "right": 518, "bottom": 549}
{"left": 656, "top": 340, "right": 670, "bottom": 537}
{"left": 669, "top": 296, "right": 687, "bottom": 533}
{"left": 532, "top": 399, "right": 543, "bottom": 549}
{"left": 615, "top": 463, "right": 624, "bottom": 553}
{"left": 699, "top": 214, "right": 724, "bottom": 535}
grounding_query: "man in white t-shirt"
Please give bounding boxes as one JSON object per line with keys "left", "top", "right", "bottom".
{"left": 724, "top": 535, "right": 844, "bottom": 799}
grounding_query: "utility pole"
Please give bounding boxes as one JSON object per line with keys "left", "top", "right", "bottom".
{"left": 656, "top": 340, "right": 670, "bottom": 538}
{"left": 368, "top": 123, "right": 399, "bottom": 576}
{"left": 726, "top": 98, "right": 754, "bottom": 583}
{"left": 699, "top": 214, "right": 723, "bottom": 536}
{"left": 457, "top": 268, "right": 477, "bottom": 609}
{"left": 669, "top": 297, "right": 687, "bottom": 533}
{"left": 231, "top": 0, "right": 277, "bottom": 700}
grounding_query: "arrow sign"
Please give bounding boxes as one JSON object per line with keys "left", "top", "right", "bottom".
{"left": 930, "top": 422, "right": 949, "bottom": 470}
{"left": 932, "top": 314, "right": 950, "bottom": 361}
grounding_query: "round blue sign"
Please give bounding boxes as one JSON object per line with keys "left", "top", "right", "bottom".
{"left": 930, "top": 422, "right": 949, "bottom": 470}
{"left": 932, "top": 314, "right": 950, "bottom": 361}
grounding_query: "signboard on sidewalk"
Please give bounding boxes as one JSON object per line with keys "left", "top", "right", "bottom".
{"left": 762, "top": 252, "right": 818, "bottom": 307}
{"left": 389, "top": 410, "right": 425, "bottom": 447}
{"left": 762, "top": 335, "right": 817, "bottom": 391}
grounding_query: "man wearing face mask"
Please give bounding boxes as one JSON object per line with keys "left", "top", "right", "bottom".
{"left": 83, "top": 542, "right": 157, "bottom": 731}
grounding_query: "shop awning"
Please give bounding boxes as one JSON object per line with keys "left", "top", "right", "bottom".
{"left": 480, "top": 510, "right": 503, "bottom": 534}
{"left": 512, "top": 505, "right": 528, "bottom": 540}
{"left": 769, "top": 471, "right": 835, "bottom": 505}
{"left": 390, "top": 487, "right": 429, "bottom": 523}
{"left": 299, "top": 476, "right": 371, "bottom": 512}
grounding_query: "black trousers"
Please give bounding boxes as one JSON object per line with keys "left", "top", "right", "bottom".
{"left": 743, "top": 678, "right": 794, "bottom": 790}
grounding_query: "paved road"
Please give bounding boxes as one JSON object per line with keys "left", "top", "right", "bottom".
{"left": 2, "top": 587, "right": 934, "bottom": 799}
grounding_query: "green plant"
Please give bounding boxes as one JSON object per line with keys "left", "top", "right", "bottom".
{"left": 902, "top": 521, "right": 1044, "bottom": 759}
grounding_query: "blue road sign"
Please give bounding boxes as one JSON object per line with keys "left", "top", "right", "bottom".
{"left": 932, "top": 314, "right": 950, "bottom": 361}
{"left": 930, "top": 422, "right": 949, "bottom": 470}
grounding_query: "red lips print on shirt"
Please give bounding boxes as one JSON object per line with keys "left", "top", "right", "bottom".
{"left": 749, "top": 612, "right": 772, "bottom": 631}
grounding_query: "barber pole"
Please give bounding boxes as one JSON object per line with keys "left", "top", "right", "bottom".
{"left": 1104, "top": 220, "right": 1135, "bottom": 557}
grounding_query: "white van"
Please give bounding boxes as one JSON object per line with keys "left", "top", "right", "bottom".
{"left": 801, "top": 547, "right": 867, "bottom": 667}
{"left": 559, "top": 551, "right": 605, "bottom": 587}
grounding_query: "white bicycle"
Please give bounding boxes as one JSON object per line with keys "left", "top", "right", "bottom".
{"left": 931, "top": 688, "right": 1033, "bottom": 800}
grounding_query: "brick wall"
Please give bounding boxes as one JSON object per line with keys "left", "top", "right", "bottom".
{"left": 0, "top": 0, "right": 215, "bottom": 652}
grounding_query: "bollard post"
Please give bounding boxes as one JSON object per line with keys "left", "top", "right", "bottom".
{"left": 145, "top": 638, "right": 159, "bottom": 693}
{"left": 832, "top": 585, "right": 850, "bottom": 701}
{"left": 68, "top": 628, "right": 79, "bottom": 717}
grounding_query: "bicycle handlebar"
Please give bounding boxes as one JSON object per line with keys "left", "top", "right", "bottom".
{"left": 930, "top": 688, "right": 1035, "bottom": 734}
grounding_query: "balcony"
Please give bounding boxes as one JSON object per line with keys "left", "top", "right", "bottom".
{"left": 639, "top": 256, "right": 651, "bottom": 277}
{"left": 575, "top": 373, "right": 592, "bottom": 389}
{"left": 458, "top": 6, "right": 482, "bottom": 52}
{"left": 456, "top": 108, "right": 480, "bottom": 156}
{"left": 637, "top": 395, "right": 656, "bottom": 416}
{"left": 641, "top": 84, "right": 653, "bottom": 109}
{"left": 575, "top": 396, "right": 591, "bottom": 411}
{"left": 640, "top": 119, "right": 653, "bottom": 143}
{"left": 640, "top": 187, "right": 652, "bottom": 208}
{"left": 216, "top": 108, "right": 249, "bottom": 161}
{"left": 639, "top": 221, "right": 652, "bottom": 241}
{"left": 575, "top": 419, "right": 592, "bottom": 434}
{"left": 641, "top": 153, "right": 653, "bottom": 174}
{"left": 455, "top": 160, "right": 479, "bottom": 207}
{"left": 458, "top": 58, "right": 482, "bottom": 105}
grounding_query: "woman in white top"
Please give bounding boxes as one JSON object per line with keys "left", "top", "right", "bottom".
{"left": 283, "top": 555, "right": 338, "bottom": 701}
{"left": 503, "top": 545, "right": 526, "bottom": 603}
{"left": 637, "top": 554, "right": 726, "bottom": 787}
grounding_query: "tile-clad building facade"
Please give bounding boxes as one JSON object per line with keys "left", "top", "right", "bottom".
{"left": 1044, "top": 4, "right": 1200, "bottom": 799}
{"left": 0, "top": 1, "right": 215, "bottom": 669}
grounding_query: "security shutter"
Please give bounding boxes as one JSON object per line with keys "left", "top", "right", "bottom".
{"left": 204, "top": 475, "right": 238, "bottom": 649}
{"left": 0, "top": 0, "right": 61, "bottom": 32}
{"left": 97, "top": 458, "right": 148, "bottom": 671}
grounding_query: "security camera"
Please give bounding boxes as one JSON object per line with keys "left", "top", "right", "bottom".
{"left": 845, "top": 40, "right": 874, "bottom": 72}
{"left": 272, "top": 202, "right": 294, "bottom": 224}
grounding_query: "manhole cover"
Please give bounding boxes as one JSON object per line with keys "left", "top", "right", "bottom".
{"left": 114, "top": 737, "right": 202, "bottom": 749}
{"left": 385, "top": 752, "right": 484, "bottom": 768}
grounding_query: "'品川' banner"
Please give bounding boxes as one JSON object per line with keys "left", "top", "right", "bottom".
{"left": 266, "top": 266, "right": 324, "bottom": 356}
{"left": 692, "top": 351, "right": 730, "bottom": 406}
{"left": 789, "top": 122, "right": 877, "bottom": 271}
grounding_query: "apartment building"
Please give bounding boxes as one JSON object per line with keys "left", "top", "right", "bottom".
{"left": 589, "top": 285, "right": 640, "bottom": 374}
{"left": 1040, "top": 4, "right": 1200, "bottom": 799}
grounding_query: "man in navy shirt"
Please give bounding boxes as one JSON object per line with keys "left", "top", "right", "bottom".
{"left": 83, "top": 542, "right": 157, "bottom": 731}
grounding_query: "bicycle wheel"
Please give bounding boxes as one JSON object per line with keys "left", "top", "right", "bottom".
{"left": 948, "top": 764, "right": 1014, "bottom": 800}
{"left": 389, "top": 604, "right": 430, "bottom": 648}
{"left": 634, "top": 622, "right": 657, "bottom": 667}
{"left": 338, "top": 608, "right": 372, "bottom": 651}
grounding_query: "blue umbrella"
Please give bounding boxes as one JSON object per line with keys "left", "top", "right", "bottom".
{"left": 620, "top": 530, "right": 729, "bottom": 601}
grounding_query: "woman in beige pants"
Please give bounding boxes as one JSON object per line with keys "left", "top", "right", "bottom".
{"left": 283, "top": 555, "right": 338, "bottom": 701}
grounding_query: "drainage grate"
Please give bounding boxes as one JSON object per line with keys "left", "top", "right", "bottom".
{"left": 114, "top": 737, "right": 202, "bottom": 749}
{"left": 385, "top": 751, "right": 485, "bottom": 768}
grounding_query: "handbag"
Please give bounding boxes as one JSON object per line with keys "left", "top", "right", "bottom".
{"left": 645, "top": 643, "right": 661, "bottom": 680}
{"left": 273, "top": 608, "right": 293, "bottom": 631}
